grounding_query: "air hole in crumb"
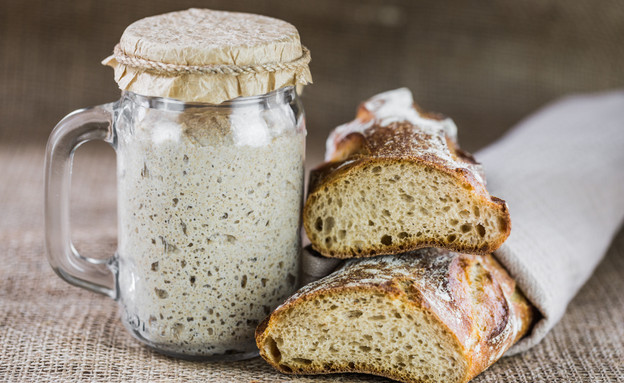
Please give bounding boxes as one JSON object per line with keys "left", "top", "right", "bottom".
{"left": 381, "top": 235, "right": 393, "bottom": 246}
{"left": 400, "top": 194, "right": 414, "bottom": 203}
{"left": 382, "top": 209, "right": 391, "bottom": 217}
{"left": 473, "top": 206, "right": 480, "bottom": 217}
{"left": 325, "top": 217, "right": 335, "bottom": 232}
{"left": 447, "top": 234, "right": 457, "bottom": 243}
{"left": 443, "top": 206, "right": 451, "bottom": 212}
{"left": 368, "top": 220, "right": 375, "bottom": 226}
{"left": 459, "top": 210, "right": 470, "bottom": 218}
{"left": 450, "top": 219, "right": 459, "bottom": 226}
{"left": 477, "top": 224, "right": 486, "bottom": 237}
{"left": 461, "top": 224, "right": 472, "bottom": 233}
{"left": 359, "top": 346, "right": 372, "bottom": 352}
{"left": 398, "top": 232, "right": 409, "bottom": 239}
{"left": 265, "top": 337, "right": 281, "bottom": 363}
{"left": 347, "top": 310, "right": 363, "bottom": 319}
{"left": 369, "top": 315, "right": 385, "bottom": 320}
{"left": 338, "top": 230, "right": 346, "bottom": 239}
{"left": 315, "top": 217, "right": 323, "bottom": 231}
{"left": 372, "top": 166, "right": 382, "bottom": 174}
{"left": 293, "top": 358, "right": 312, "bottom": 365}
{"left": 279, "top": 365, "right": 292, "bottom": 373}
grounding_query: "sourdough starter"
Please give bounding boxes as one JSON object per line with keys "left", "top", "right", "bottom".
{"left": 116, "top": 101, "right": 304, "bottom": 356}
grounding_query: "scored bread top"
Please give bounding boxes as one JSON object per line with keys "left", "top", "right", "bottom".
{"left": 315, "top": 88, "right": 487, "bottom": 195}
{"left": 325, "top": 88, "right": 458, "bottom": 160}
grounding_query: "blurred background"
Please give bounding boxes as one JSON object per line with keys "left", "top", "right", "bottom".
{"left": 2, "top": 0, "right": 623, "bottom": 166}
{"left": 0, "top": 3, "right": 623, "bottom": 378}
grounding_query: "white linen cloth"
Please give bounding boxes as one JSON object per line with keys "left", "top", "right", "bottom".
{"left": 477, "top": 90, "right": 624, "bottom": 354}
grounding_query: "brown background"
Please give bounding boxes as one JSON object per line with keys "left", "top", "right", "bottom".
{"left": 1, "top": 0, "right": 623, "bottom": 161}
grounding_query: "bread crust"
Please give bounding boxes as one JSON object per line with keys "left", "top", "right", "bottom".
{"left": 256, "top": 249, "right": 535, "bottom": 383}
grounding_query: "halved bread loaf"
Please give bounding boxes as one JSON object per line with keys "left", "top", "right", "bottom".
{"left": 304, "top": 88, "right": 511, "bottom": 258}
{"left": 256, "top": 248, "right": 534, "bottom": 383}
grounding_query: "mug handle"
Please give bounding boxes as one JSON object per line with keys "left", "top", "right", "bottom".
{"left": 44, "top": 103, "right": 117, "bottom": 299}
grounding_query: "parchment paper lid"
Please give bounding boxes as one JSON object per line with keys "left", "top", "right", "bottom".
{"left": 103, "top": 8, "right": 312, "bottom": 104}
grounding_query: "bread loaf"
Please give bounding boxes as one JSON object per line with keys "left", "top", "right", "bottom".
{"left": 256, "top": 248, "right": 534, "bottom": 383}
{"left": 303, "top": 88, "right": 511, "bottom": 258}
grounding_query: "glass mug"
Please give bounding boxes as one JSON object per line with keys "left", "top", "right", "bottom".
{"left": 44, "top": 87, "right": 305, "bottom": 360}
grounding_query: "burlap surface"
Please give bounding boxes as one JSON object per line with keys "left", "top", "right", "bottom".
{"left": 1, "top": 135, "right": 623, "bottom": 381}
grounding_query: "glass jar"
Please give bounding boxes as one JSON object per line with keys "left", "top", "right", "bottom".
{"left": 44, "top": 86, "right": 305, "bottom": 360}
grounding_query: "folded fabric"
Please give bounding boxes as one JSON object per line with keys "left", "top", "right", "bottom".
{"left": 300, "top": 90, "right": 624, "bottom": 355}
{"left": 477, "top": 90, "right": 624, "bottom": 354}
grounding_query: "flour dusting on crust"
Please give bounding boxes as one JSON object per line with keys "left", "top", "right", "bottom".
{"left": 324, "top": 88, "right": 484, "bottom": 185}
{"left": 277, "top": 249, "right": 469, "bottom": 337}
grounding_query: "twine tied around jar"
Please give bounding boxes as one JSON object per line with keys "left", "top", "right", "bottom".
{"left": 113, "top": 44, "right": 311, "bottom": 76}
